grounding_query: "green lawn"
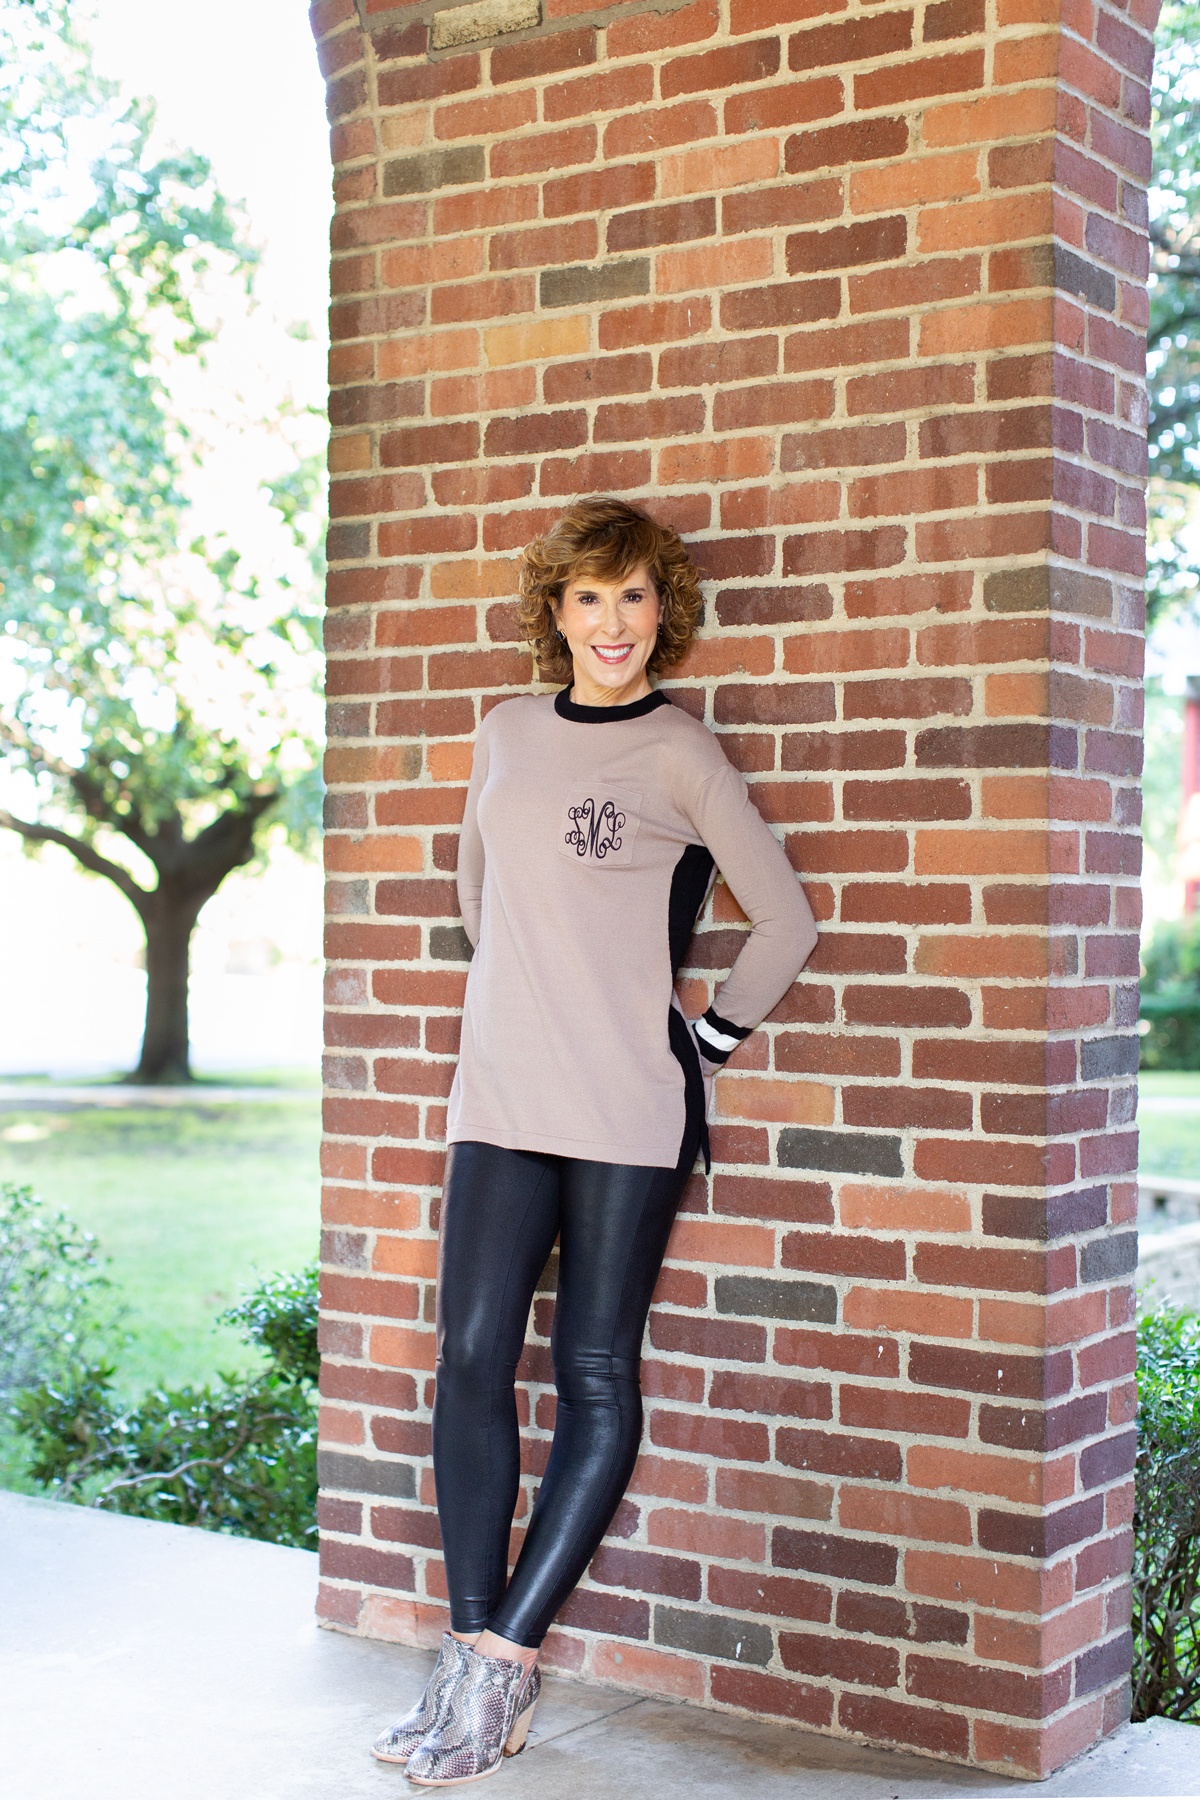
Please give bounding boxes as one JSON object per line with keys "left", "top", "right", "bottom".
{"left": 1, "top": 1069, "right": 1194, "bottom": 1408}
{"left": 0, "top": 1094, "right": 320, "bottom": 1397}
{"left": 1138, "top": 1072, "right": 1200, "bottom": 1181}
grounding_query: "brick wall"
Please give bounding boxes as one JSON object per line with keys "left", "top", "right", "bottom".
{"left": 310, "top": 0, "right": 1156, "bottom": 1777}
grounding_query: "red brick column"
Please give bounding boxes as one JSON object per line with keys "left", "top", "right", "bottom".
{"left": 310, "top": 0, "right": 1155, "bottom": 1777}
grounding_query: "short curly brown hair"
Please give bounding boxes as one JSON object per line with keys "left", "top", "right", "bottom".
{"left": 518, "top": 496, "right": 704, "bottom": 685}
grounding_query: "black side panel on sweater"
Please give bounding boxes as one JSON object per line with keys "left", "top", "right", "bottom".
{"left": 667, "top": 842, "right": 715, "bottom": 976}
{"left": 667, "top": 1005, "right": 707, "bottom": 1175}
{"left": 666, "top": 843, "right": 715, "bottom": 1173}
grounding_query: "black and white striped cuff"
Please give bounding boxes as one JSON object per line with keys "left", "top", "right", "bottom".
{"left": 693, "top": 1007, "right": 753, "bottom": 1065}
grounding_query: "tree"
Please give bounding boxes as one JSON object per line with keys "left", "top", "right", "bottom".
{"left": 0, "top": 0, "right": 323, "bottom": 1082}
{"left": 1148, "top": 1, "right": 1200, "bottom": 627}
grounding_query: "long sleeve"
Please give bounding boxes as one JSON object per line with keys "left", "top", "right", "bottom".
{"left": 456, "top": 716, "right": 490, "bottom": 949}
{"left": 686, "top": 761, "right": 818, "bottom": 1065}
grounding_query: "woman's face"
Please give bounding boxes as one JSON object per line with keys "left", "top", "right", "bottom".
{"left": 555, "top": 562, "right": 662, "bottom": 706}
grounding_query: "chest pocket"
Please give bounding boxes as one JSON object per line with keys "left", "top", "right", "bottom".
{"left": 558, "top": 785, "right": 642, "bottom": 869}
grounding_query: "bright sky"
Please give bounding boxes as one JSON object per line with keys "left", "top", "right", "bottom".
{"left": 87, "top": 0, "right": 332, "bottom": 332}
{"left": 0, "top": 2, "right": 333, "bottom": 1075}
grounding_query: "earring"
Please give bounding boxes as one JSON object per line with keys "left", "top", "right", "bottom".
{"left": 556, "top": 629, "right": 565, "bottom": 640}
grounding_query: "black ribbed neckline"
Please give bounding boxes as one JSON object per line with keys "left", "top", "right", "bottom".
{"left": 554, "top": 686, "right": 671, "bottom": 724}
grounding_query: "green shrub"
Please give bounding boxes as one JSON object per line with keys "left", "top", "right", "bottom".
{"left": 1140, "top": 916, "right": 1200, "bottom": 1069}
{"left": 13, "top": 1262, "right": 319, "bottom": 1549}
{"left": 221, "top": 1260, "right": 320, "bottom": 1385}
{"left": 1134, "top": 1308, "right": 1200, "bottom": 1720}
{"left": 0, "top": 1181, "right": 112, "bottom": 1407}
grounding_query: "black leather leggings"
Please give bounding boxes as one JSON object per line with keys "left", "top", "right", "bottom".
{"left": 432, "top": 1140, "right": 691, "bottom": 1649}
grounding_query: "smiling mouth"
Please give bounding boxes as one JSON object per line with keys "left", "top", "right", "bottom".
{"left": 592, "top": 644, "right": 634, "bottom": 664}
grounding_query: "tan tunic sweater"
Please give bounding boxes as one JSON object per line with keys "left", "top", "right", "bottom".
{"left": 447, "top": 687, "right": 819, "bottom": 1168}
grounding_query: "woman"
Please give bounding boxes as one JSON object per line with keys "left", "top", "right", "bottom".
{"left": 373, "top": 497, "right": 818, "bottom": 1786}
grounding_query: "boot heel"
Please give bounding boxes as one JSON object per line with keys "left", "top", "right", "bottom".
{"left": 503, "top": 1699, "right": 536, "bottom": 1758}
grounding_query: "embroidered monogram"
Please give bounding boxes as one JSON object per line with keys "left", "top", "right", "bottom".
{"left": 557, "top": 785, "right": 641, "bottom": 868}
{"left": 565, "top": 797, "right": 626, "bottom": 860}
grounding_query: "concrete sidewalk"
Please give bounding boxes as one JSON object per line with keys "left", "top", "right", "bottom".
{"left": 0, "top": 1491, "right": 1193, "bottom": 1800}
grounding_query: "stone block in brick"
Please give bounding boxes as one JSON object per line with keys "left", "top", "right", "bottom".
{"left": 318, "top": 1451, "right": 416, "bottom": 1498}
{"left": 778, "top": 1129, "right": 904, "bottom": 1179}
{"left": 1079, "top": 1233, "right": 1139, "bottom": 1284}
{"left": 1079, "top": 1035, "right": 1140, "bottom": 1081}
{"left": 654, "top": 1605, "right": 774, "bottom": 1665}
{"left": 714, "top": 1273, "right": 837, "bottom": 1322}
{"left": 383, "top": 147, "right": 485, "bottom": 197}
{"left": 431, "top": 0, "right": 536, "bottom": 49}
{"left": 540, "top": 260, "right": 651, "bottom": 308}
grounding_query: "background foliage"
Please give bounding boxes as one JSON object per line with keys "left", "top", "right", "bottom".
{"left": 1134, "top": 1308, "right": 1200, "bottom": 1721}
{"left": 3, "top": 1173, "right": 319, "bottom": 1550}
{"left": 1148, "top": 1, "right": 1200, "bottom": 628}
{"left": 0, "top": 0, "right": 325, "bottom": 1077}
{"left": 0, "top": 1180, "right": 112, "bottom": 1408}
{"left": 1140, "top": 913, "right": 1200, "bottom": 1069}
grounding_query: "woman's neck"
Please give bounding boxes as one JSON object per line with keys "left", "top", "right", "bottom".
{"left": 568, "top": 668, "right": 653, "bottom": 708}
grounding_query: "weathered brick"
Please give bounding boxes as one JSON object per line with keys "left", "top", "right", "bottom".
{"left": 654, "top": 1605, "right": 773, "bottom": 1664}
{"left": 317, "top": 10, "right": 1154, "bottom": 1759}
{"left": 774, "top": 1528, "right": 898, "bottom": 1586}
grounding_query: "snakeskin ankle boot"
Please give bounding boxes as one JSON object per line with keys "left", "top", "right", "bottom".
{"left": 371, "top": 1632, "right": 470, "bottom": 1764}
{"left": 405, "top": 1646, "right": 541, "bottom": 1787}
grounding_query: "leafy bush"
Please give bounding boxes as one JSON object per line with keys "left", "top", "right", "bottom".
{"left": 221, "top": 1260, "right": 320, "bottom": 1385}
{"left": 1134, "top": 1308, "right": 1200, "bottom": 1720}
{"left": 12, "top": 1261, "right": 319, "bottom": 1549}
{"left": 0, "top": 1181, "right": 112, "bottom": 1407}
{"left": 1139, "top": 915, "right": 1200, "bottom": 1069}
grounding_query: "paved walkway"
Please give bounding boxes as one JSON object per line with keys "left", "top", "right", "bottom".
{"left": 0, "top": 1082, "right": 317, "bottom": 1109}
{"left": 0, "top": 1492, "right": 1193, "bottom": 1799}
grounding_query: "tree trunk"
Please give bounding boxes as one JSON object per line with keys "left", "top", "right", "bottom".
{"left": 131, "top": 895, "right": 200, "bottom": 1084}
